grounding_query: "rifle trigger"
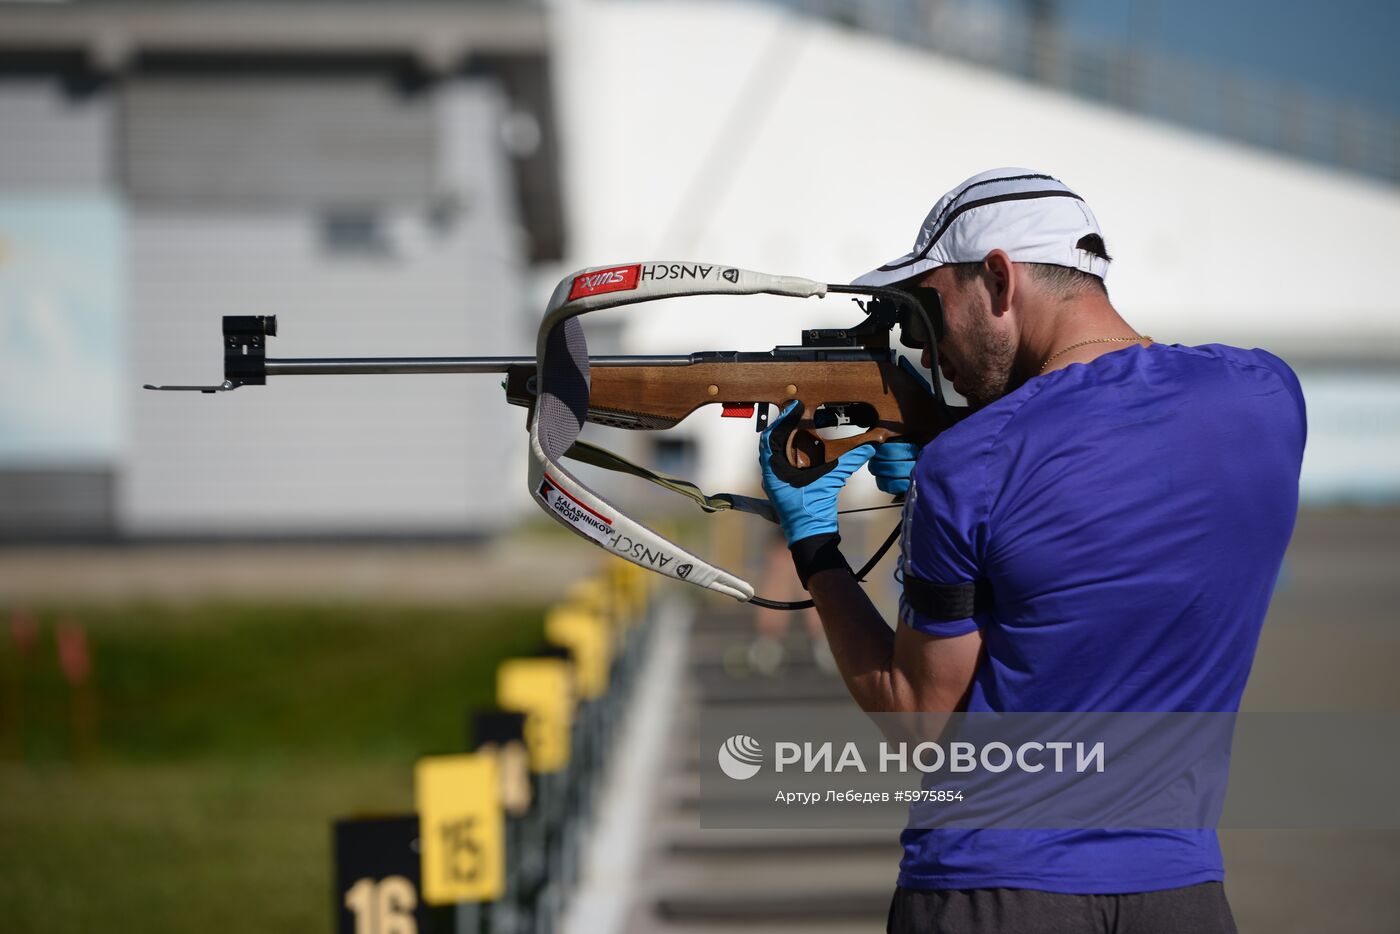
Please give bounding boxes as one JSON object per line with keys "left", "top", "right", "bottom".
{"left": 755, "top": 404, "right": 770, "bottom": 432}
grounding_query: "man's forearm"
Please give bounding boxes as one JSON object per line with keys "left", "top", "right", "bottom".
{"left": 806, "top": 567, "right": 906, "bottom": 713}
{"left": 805, "top": 564, "right": 982, "bottom": 716}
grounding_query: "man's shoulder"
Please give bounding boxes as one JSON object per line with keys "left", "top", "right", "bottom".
{"left": 1012, "top": 341, "right": 1302, "bottom": 413}
{"left": 1169, "top": 342, "right": 1298, "bottom": 378}
{"left": 1156, "top": 342, "right": 1306, "bottom": 417}
{"left": 915, "top": 378, "right": 1055, "bottom": 484}
{"left": 914, "top": 342, "right": 1305, "bottom": 480}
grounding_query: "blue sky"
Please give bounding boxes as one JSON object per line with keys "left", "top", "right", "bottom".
{"left": 979, "top": 0, "right": 1400, "bottom": 117}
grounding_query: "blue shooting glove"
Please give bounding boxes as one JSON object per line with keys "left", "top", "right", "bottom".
{"left": 866, "top": 357, "right": 933, "bottom": 495}
{"left": 867, "top": 440, "right": 921, "bottom": 495}
{"left": 759, "top": 401, "right": 877, "bottom": 587}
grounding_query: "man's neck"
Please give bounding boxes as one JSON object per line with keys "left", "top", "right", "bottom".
{"left": 1013, "top": 292, "right": 1141, "bottom": 384}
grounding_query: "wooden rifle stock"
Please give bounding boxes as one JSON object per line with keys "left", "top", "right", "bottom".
{"left": 505, "top": 358, "right": 959, "bottom": 472}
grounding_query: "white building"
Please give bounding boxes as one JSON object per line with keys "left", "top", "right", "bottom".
{"left": 0, "top": 1, "right": 564, "bottom": 537}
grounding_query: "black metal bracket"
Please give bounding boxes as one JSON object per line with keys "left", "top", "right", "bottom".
{"left": 143, "top": 314, "right": 277, "bottom": 392}
{"left": 223, "top": 315, "right": 277, "bottom": 388}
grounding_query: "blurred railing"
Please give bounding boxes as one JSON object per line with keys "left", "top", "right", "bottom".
{"left": 787, "top": 0, "right": 1400, "bottom": 185}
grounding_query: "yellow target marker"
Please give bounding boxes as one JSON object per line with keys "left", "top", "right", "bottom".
{"left": 413, "top": 753, "right": 504, "bottom": 905}
{"left": 546, "top": 605, "right": 612, "bottom": 700}
{"left": 496, "top": 657, "right": 575, "bottom": 773}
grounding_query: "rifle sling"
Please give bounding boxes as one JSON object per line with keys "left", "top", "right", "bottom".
{"left": 563, "top": 440, "right": 779, "bottom": 524}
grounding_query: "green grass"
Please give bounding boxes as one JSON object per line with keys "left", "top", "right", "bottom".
{"left": 0, "top": 601, "right": 546, "bottom": 934}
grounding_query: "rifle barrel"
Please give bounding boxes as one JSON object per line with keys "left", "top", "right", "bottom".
{"left": 264, "top": 355, "right": 696, "bottom": 376}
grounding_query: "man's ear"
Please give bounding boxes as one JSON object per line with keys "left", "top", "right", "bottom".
{"left": 982, "top": 249, "right": 1015, "bottom": 316}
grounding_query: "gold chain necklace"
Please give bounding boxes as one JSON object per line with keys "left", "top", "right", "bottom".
{"left": 1038, "top": 336, "right": 1152, "bottom": 374}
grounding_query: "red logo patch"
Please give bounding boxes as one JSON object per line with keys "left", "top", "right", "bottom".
{"left": 568, "top": 264, "right": 641, "bottom": 301}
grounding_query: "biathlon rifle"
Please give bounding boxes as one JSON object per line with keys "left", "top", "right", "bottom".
{"left": 145, "top": 262, "right": 963, "bottom": 608}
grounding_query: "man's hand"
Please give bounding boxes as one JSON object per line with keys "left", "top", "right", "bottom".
{"left": 866, "top": 357, "right": 933, "bottom": 495}
{"left": 868, "top": 441, "right": 920, "bottom": 495}
{"left": 758, "top": 401, "right": 876, "bottom": 546}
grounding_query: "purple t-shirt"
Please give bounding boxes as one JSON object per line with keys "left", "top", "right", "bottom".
{"left": 897, "top": 342, "right": 1306, "bottom": 893}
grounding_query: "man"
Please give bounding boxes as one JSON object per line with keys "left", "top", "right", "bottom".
{"left": 758, "top": 169, "right": 1306, "bottom": 933}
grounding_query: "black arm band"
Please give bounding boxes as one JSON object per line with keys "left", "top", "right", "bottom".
{"left": 903, "top": 572, "right": 993, "bottom": 621}
{"left": 789, "top": 533, "right": 852, "bottom": 589}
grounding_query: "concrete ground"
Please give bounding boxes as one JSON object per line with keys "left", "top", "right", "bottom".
{"left": 1226, "top": 508, "right": 1400, "bottom": 932}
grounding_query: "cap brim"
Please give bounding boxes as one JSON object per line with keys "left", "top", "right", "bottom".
{"left": 850, "top": 255, "right": 942, "bottom": 289}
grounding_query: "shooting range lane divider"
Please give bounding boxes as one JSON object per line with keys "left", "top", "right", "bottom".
{"left": 333, "top": 558, "right": 655, "bottom": 934}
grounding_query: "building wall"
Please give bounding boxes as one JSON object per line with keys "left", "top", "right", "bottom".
{"left": 121, "top": 76, "right": 436, "bottom": 208}
{"left": 0, "top": 80, "right": 122, "bottom": 539}
{"left": 1, "top": 71, "right": 534, "bottom": 538}
{"left": 123, "top": 78, "right": 530, "bottom": 535}
{"left": 0, "top": 79, "right": 111, "bottom": 191}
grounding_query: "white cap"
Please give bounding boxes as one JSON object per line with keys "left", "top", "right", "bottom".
{"left": 852, "top": 168, "right": 1109, "bottom": 289}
